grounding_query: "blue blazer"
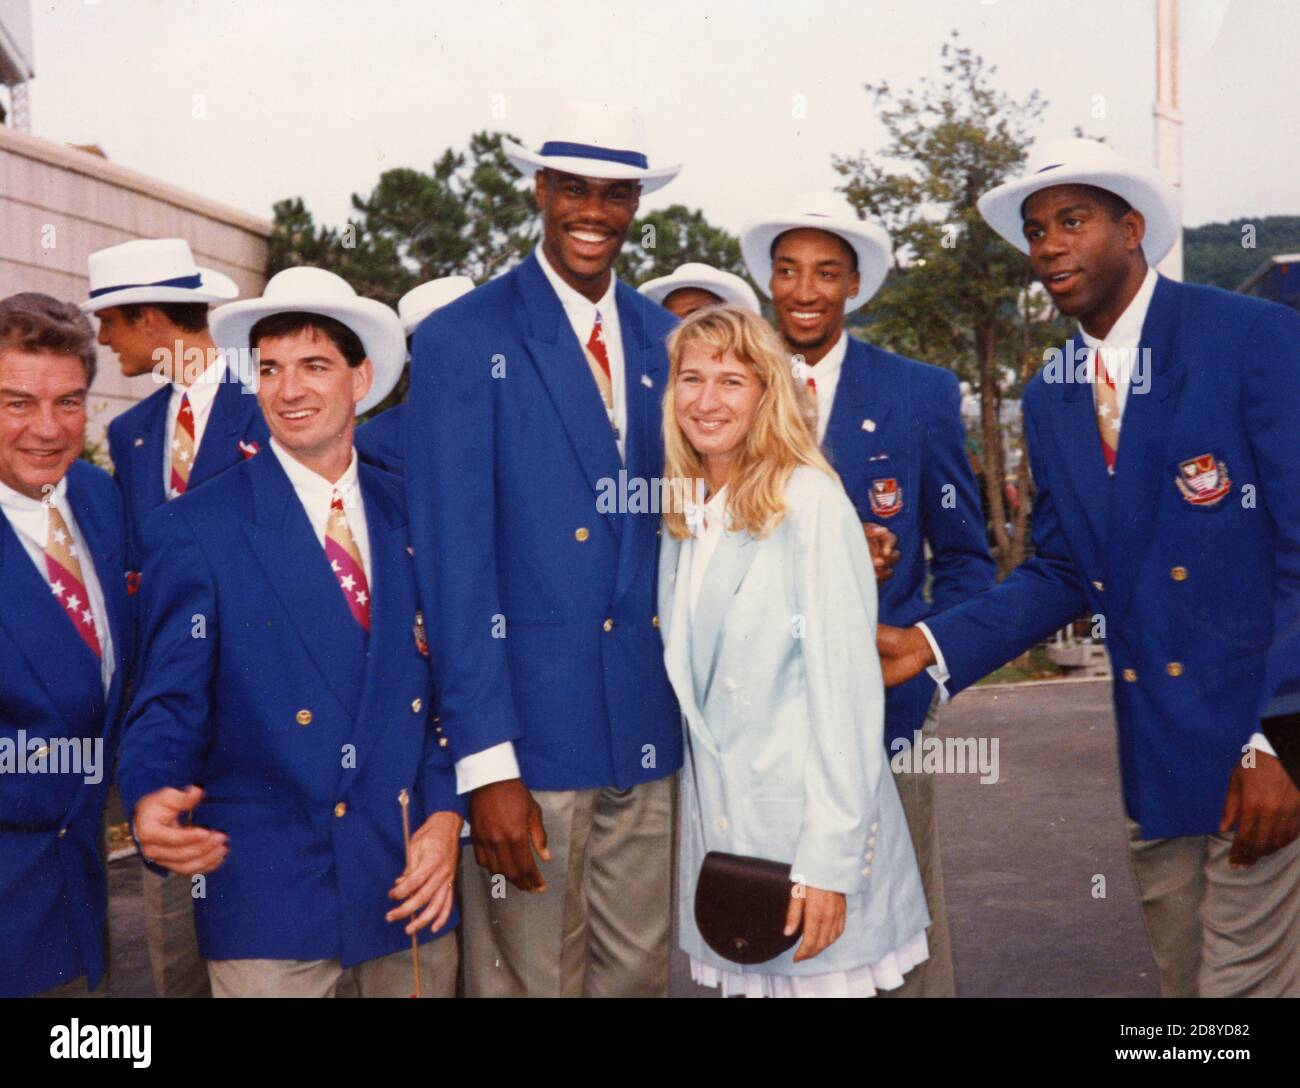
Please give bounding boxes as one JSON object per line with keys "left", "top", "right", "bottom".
{"left": 0, "top": 462, "right": 132, "bottom": 996}
{"left": 926, "top": 277, "right": 1300, "bottom": 837}
{"left": 660, "top": 467, "right": 929, "bottom": 976}
{"left": 823, "top": 338, "right": 995, "bottom": 744}
{"left": 356, "top": 404, "right": 406, "bottom": 475}
{"left": 116, "top": 450, "right": 462, "bottom": 966}
{"left": 107, "top": 372, "right": 268, "bottom": 567}
{"left": 404, "top": 253, "right": 683, "bottom": 790}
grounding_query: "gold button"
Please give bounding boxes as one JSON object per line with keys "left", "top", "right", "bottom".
{"left": 411, "top": 698, "right": 423, "bottom": 713}
{"left": 651, "top": 615, "right": 660, "bottom": 628}
{"left": 438, "top": 737, "right": 449, "bottom": 748}
{"left": 1170, "top": 566, "right": 1188, "bottom": 582}
{"left": 296, "top": 709, "right": 313, "bottom": 726}
{"left": 1166, "top": 661, "right": 1184, "bottom": 677}
{"left": 1091, "top": 580, "right": 1104, "bottom": 591}
{"left": 333, "top": 802, "right": 347, "bottom": 818}
{"left": 602, "top": 618, "right": 614, "bottom": 632}
{"left": 58, "top": 827, "right": 68, "bottom": 838}
{"left": 574, "top": 527, "right": 590, "bottom": 542}
{"left": 1122, "top": 669, "right": 1138, "bottom": 683}
{"left": 432, "top": 715, "right": 441, "bottom": 724}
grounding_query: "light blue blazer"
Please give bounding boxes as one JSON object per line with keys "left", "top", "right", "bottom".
{"left": 659, "top": 466, "right": 929, "bottom": 977}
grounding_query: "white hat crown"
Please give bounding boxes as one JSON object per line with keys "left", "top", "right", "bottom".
{"left": 397, "top": 276, "right": 475, "bottom": 333}
{"left": 82, "top": 237, "right": 239, "bottom": 313}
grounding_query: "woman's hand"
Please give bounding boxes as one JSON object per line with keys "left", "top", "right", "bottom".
{"left": 785, "top": 882, "right": 847, "bottom": 962}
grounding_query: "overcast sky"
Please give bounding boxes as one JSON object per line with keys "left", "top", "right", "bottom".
{"left": 23, "top": 0, "right": 1293, "bottom": 233}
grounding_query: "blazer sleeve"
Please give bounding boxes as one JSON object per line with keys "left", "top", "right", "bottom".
{"left": 418, "top": 726, "right": 468, "bottom": 820}
{"left": 404, "top": 316, "right": 523, "bottom": 762}
{"left": 920, "top": 370, "right": 997, "bottom": 613}
{"left": 924, "top": 397, "right": 1089, "bottom": 693}
{"left": 115, "top": 503, "right": 219, "bottom": 822}
{"left": 1244, "top": 305, "right": 1300, "bottom": 726}
{"left": 790, "top": 476, "right": 888, "bottom": 895}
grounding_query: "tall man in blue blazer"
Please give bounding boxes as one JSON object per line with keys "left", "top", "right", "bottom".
{"left": 741, "top": 193, "right": 996, "bottom": 997}
{"left": 405, "top": 101, "right": 684, "bottom": 997}
{"left": 117, "top": 268, "right": 465, "bottom": 997}
{"left": 881, "top": 138, "right": 1300, "bottom": 997}
{"left": 83, "top": 238, "right": 267, "bottom": 998}
{"left": 0, "top": 293, "right": 132, "bottom": 997}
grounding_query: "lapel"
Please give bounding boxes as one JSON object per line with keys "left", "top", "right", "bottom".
{"left": 1055, "top": 330, "right": 1114, "bottom": 554}
{"left": 1104, "top": 275, "right": 1186, "bottom": 617}
{"left": 347, "top": 468, "right": 411, "bottom": 775}
{"left": 822, "top": 338, "right": 898, "bottom": 495}
{"left": 241, "top": 451, "right": 367, "bottom": 719}
{"left": 516, "top": 255, "right": 624, "bottom": 538}
{"left": 189, "top": 375, "right": 250, "bottom": 489}
{"left": 689, "top": 527, "right": 760, "bottom": 711}
{"left": 659, "top": 532, "right": 719, "bottom": 756}
{"left": 66, "top": 465, "right": 132, "bottom": 723}
{"left": 0, "top": 501, "right": 104, "bottom": 731}
{"left": 131, "top": 385, "right": 171, "bottom": 513}
{"left": 611, "top": 285, "right": 665, "bottom": 604}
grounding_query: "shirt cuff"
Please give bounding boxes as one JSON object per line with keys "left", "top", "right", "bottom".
{"left": 916, "top": 622, "right": 951, "bottom": 705}
{"left": 455, "top": 741, "right": 520, "bottom": 796}
{"left": 1248, "top": 731, "right": 1278, "bottom": 759}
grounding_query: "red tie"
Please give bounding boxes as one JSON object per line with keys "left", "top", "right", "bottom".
{"left": 1094, "top": 348, "right": 1121, "bottom": 475}
{"left": 325, "top": 491, "right": 371, "bottom": 632}
{"left": 45, "top": 506, "right": 102, "bottom": 659}
{"left": 170, "top": 392, "right": 195, "bottom": 496}
{"left": 586, "top": 311, "right": 611, "bottom": 380}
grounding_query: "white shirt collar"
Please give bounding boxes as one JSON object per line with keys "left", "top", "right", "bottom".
{"left": 808, "top": 331, "right": 849, "bottom": 380}
{"left": 535, "top": 244, "right": 618, "bottom": 319}
{"left": 0, "top": 473, "right": 67, "bottom": 517}
{"left": 269, "top": 438, "right": 362, "bottom": 511}
{"left": 1080, "top": 267, "right": 1159, "bottom": 352}
{"left": 170, "top": 347, "right": 228, "bottom": 413}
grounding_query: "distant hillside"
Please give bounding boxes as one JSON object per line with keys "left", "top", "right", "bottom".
{"left": 1184, "top": 216, "right": 1300, "bottom": 290}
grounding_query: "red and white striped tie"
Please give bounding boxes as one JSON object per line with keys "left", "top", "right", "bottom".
{"left": 325, "top": 490, "right": 371, "bottom": 632}
{"left": 45, "top": 506, "right": 102, "bottom": 658}
{"left": 169, "top": 391, "right": 196, "bottom": 496}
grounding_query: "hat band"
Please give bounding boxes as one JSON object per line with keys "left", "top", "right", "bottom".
{"left": 88, "top": 273, "right": 204, "bottom": 299}
{"left": 537, "top": 141, "right": 648, "bottom": 169}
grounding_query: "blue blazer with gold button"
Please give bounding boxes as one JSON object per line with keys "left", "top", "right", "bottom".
{"left": 404, "top": 253, "right": 683, "bottom": 790}
{"left": 116, "top": 449, "right": 462, "bottom": 966}
{"left": 926, "top": 277, "right": 1300, "bottom": 837}
{"left": 0, "top": 461, "right": 132, "bottom": 996}
{"left": 822, "top": 337, "right": 996, "bottom": 746}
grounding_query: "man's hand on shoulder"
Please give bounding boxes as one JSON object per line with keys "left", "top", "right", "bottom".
{"left": 1220, "top": 750, "right": 1300, "bottom": 868}
{"left": 133, "top": 785, "right": 228, "bottom": 876}
{"left": 468, "top": 778, "right": 551, "bottom": 892}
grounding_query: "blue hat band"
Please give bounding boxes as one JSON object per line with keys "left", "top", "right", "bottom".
{"left": 537, "top": 141, "right": 648, "bottom": 170}
{"left": 89, "top": 273, "right": 204, "bottom": 299}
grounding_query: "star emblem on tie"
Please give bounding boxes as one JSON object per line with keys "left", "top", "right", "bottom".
{"left": 51, "top": 580, "right": 65, "bottom": 598}
{"left": 341, "top": 573, "right": 356, "bottom": 591}
{"left": 67, "top": 593, "right": 81, "bottom": 612}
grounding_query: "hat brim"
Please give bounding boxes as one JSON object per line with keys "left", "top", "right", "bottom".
{"left": 638, "top": 273, "right": 761, "bottom": 314}
{"left": 80, "top": 267, "right": 240, "bottom": 314}
{"left": 209, "top": 296, "right": 406, "bottom": 416}
{"left": 741, "top": 217, "right": 892, "bottom": 312}
{"left": 502, "top": 138, "right": 681, "bottom": 196}
{"left": 978, "top": 165, "right": 1180, "bottom": 264}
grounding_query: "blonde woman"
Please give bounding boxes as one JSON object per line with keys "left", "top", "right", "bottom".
{"left": 659, "top": 305, "right": 929, "bottom": 997}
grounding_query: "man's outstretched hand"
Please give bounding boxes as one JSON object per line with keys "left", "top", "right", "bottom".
{"left": 1220, "top": 750, "right": 1300, "bottom": 868}
{"left": 877, "top": 623, "right": 937, "bottom": 689}
{"left": 468, "top": 778, "right": 551, "bottom": 892}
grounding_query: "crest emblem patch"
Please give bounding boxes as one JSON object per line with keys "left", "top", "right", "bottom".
{"left": 1175, "top": 453, "right": 1231, "bottom": 507}
{"left": 869, "top": 477, "right": 903, "bottom": 518}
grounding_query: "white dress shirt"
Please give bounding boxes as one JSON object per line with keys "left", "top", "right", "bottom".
{"left": 0, "top": 475, "right": 116, "bottom": 693}
{"left": 535, "top": 244, "right": 628, "bottom": 463}
{"left": 163, "top": 350, "right": 228, "bottom": 499}
{"left": 806, "top": 332, "right": 849, "bottom": 443}
{"left": 686, "top": 485, "right": 729, "bottom": 617}
{"left": 268, "top": 439, "right": 371, "bottom": 585}
{"left": 916, "top": 268, "right": 1274, "bottom": 756}
{"left": 455, "top": 248, "right": 633, "bottom": 798}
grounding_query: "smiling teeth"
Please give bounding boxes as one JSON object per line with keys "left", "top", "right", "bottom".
{"left": 792, "top": 311, "right": 820, "bottom": 319}
{"left": 283, "top": 409, "right": 313, "bottom": 419}
{"left": 571, "top": 231, "right": 607, "bottom": 243}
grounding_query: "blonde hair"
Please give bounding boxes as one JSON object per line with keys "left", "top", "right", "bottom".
{"left": 662, "top": 304, "right": 837, "bottom": 540}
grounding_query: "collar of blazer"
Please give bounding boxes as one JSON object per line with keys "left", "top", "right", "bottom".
{"left": 1053, "top": 274, "right": 1187, "bottom": 619}
{"left": 821, "top": 338, "right": 900, "bottom": 486}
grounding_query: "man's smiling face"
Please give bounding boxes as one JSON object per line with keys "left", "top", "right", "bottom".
{"left": 536, "top": 169, "right": 640, "bottom": 301}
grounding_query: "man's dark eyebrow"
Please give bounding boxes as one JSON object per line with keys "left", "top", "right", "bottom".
{"left": 0, "top": 386, "right": 31, "bottom": 398}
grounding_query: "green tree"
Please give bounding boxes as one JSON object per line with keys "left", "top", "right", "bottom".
{"left": 617, "top": 204, "right": 751, "bottom": 289}
{"left": 835, "top": 32, "right": 1068, "bottom": 576}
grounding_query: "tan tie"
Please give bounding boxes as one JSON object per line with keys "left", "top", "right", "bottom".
{"left": 45, "top": 506, "right": 102, "bottom": 658}
{"left": 1093, "top": 348, "right": 1121, "bottom": 475}
{"left": 325, "top": 490, "right": 371, "bottom": 632}
{"left": 169, "top": 391, "right": 196, "bottom": 497}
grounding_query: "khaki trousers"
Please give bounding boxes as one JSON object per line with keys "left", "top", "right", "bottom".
{"left": 142, "top": 866, "right": 211, "bottom": 997}
{"left": 879, "top": 700, "right": 956, "bottom": 998}
{"left": 207, "top": 933, "right": 458, "bottom": 998}
{"left": 1126, "top": 819, "right": 1300, "bottom": 997}
{"left": 37, "top": 974, "right": 108, "bottom": 998}
{"left": 459, "top": 775, "right": 675, "bottom": 997}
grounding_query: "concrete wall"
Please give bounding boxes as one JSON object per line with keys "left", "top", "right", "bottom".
{"left": 0, "top": 125, "right": 269, "bottom": 463}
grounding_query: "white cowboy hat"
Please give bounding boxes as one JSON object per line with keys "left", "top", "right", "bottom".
{"left": 81, "top": 238, "right": 239, "bottom": 313}
{"left": 502, "top": 99, "right": 681, "bottom": 195}
{"left": 637, "top": 263, "right": 761, "bottom": 314}
{"left": 397, "top": 276, "right": 475, "bottom": 335}
{"left": 978, "top": 137, "right": 1180, "bottom": 264}
{"left": 209, "top": 267, "right": 405, "bottom": 416}
{"left": 740, "top": 193, "right": 893, "bottom": 313}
